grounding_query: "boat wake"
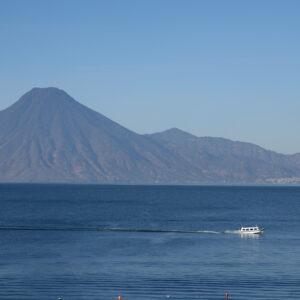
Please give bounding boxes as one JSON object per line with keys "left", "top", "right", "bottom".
{"left": 0, "top": 226, "right": 256, "bottom": 235}
{"left": 0, "top": 226, "right": 224, "bottom": 234}
{"left": 224, "top": 230, "right": 241, "bottom": 234}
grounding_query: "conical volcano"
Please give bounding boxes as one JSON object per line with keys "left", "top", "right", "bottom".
{"left": 0, "top": 87, "right": 198, "bottom": 183}
{"left": 1, "top": 87, "right": 300, "bottom": 183}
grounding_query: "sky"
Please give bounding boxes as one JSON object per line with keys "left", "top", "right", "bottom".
{"left": 0, "top": 0, "right": 299, "bottom": 154}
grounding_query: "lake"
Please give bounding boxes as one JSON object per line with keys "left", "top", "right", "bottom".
{"left": 0, "top": 184, "right": 299, "bottom": 300}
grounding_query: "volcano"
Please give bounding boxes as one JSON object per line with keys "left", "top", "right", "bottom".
{"left": 0, "top": 87, "right": 299, "bottom": 184}
{"left": 0, "top": 88, "right": 200, "bottom": 183}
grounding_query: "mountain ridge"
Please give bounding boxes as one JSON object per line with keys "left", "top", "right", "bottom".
{"left": 1, "top": 87, "right": 300, "bottom": 184}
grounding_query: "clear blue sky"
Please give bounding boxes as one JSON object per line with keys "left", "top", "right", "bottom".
{"left": 1, "top": 0, "right": 299, "bottom": 154}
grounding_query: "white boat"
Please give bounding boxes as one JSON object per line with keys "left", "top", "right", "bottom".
{"left": 239, "top": 226, "right": 264, "bottom": 234}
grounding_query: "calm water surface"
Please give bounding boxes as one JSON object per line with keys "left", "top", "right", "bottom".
{"left": 0, "top": 184, "right": 299, "bottom": 300}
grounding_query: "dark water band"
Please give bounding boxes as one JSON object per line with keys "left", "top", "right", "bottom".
{"left": 0, "top": 226, "right": 224, "bottom": 234}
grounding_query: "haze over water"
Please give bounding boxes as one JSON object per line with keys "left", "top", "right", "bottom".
{"left": 0, "top": 184, "right": 299, "bottom": 300}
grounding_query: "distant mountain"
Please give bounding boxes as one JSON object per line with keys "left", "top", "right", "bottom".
{"left": 146, "top": 128, "right": 300, "bottom": 183}
{"left": 0, "top": 87, "right": 299, "bottom": 184}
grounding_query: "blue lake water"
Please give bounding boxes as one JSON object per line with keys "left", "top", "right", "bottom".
{"left": 0, "top": 184, "right": 299, "bottom": 300}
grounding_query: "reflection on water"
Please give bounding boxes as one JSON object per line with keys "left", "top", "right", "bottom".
{"left": 238, "top": 232, "right": 261, "bottom": 238}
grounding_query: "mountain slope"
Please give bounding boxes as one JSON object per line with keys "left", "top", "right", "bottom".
{"left": 146, "top": 128, "right": 300, "bottom": 183}
{"left": 0, "top": 88, "right": 200, "bottom": 183}
{"left": 0, "top": 88, "right": 299, "bottom": 184}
